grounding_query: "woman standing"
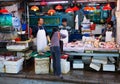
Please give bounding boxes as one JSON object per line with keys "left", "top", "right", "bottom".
{"left": 50, "top": 27, "right": 66, "bottom": 78}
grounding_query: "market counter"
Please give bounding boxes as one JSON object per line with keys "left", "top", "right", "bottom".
{"left": 66, "top": 48, "right": 120, "bottom": 57}
{"left": 65, "top": 48, "right": 120, "bottom": 71}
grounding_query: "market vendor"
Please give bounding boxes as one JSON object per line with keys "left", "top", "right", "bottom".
{"left": 59, "top": 18, "right": 71, "bottom": 43}
{"left": 32, "top": 18, "right": 50, "bottom": 52}
{"left": 99, "top": 21, "right": 115, "bottom": 42}
{"left": 59, "top": 18, "right": 71, "bottom": 52}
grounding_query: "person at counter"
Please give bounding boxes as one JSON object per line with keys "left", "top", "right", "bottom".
{"left": 99, "top": 21, "right": 115, "bottom": 42}
{"left": 59, "top": 18, "right": 71, "bottom": 34}
{"left": 50, "top": 27, "right": 66, "bottom": 79}
{"left": 59, "top": 18, "right": 71, "bottom": 52}
{"left": 32, "top": 18, "right": 50, "bottom": 52}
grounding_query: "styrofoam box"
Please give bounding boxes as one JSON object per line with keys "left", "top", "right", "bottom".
{"left": 90, "top": 62, "right": 101, "bottom": 71}
{"left": 0, "top": 60, "right": 5, "bottom": 73}
{"left": 4, "top": 58, "right": 24, "bottom": 66}
{"left": 92, "top": 57, "right": 107, "bottom": 64}
{"left": 5, "top": 56, "right": 15, "bottom": 60}
{"left": 103, "top": 64, "right": 115, "bottom": 71}
{"left": 0, "top": 60, "right": 4, "bottom": 67}
{"left": 73, "top": 60, "right": 84, "bottom": 69}
{"left": 35, "top": 57, "right": 49, "bottom": 74}
{"left": 0, "top": 56, "right": 5, "bottom": 60}
{"left": 50, "top": 59, "right": 70, "bottom": 74}
{"left": 6, "top": 64, "right": 23, "bottom": 73}
{"left": 0, "top": 67, "right": 5, "bottom": 73}
{"left": 5, "top": 58, "right": 24, "bottom": 73}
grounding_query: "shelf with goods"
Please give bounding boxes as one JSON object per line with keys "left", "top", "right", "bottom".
{"left": 81, "top": 22, "right": 94, "bottom": 42}
{"left": 82, "top": 4, "right": 112, "bottom": 36}
{"left": 83, "top": 5, "right": 111, "bottom": 24}
{"left": 6, "top": 39, "right": 33, "bottom": 62}
{"left": 0, "top": 13, "right": 15, "bottom": 48}
{"left": 81, "top": 23, "right": 91, "bottom": 34}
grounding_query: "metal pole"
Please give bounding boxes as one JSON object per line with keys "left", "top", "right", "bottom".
{"left": 26, "top": 2, "right": 30, "bottom": 38}
{"left": 116, "top": 0, "right": 120, "bottom": 44}
{"left": 117, "top": 0, "right": 120, "bottom": 11}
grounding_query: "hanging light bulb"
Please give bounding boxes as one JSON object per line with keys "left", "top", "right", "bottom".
{"left": 55, "top": 4, "right": 63, "bottom": 10}
{"left": 103, "top": 4, "right": 112, "bottom": 10}
{"left": 84, "top": 6, "right": 91, "bottom": 11}
{"left": 30, "top": 5, "right": 39, "bottom": 11}
{"left": 84, "top": 6, "right": 95, "bottom": 11}
{"left": 48, "top": 8, "right": 56, "bottom": 16}
{"left": 40, "top": 0, "right": 47, "bottom": 6}
{"left": 89, "top": 7, "right": 96, "bottom": 11}
{"left": 65, "top": 7, "right": 74, "bottom": 13}
{"left": 72, "top": 6, "right": 79, "bottom": 12}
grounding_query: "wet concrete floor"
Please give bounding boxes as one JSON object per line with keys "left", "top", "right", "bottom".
{"left": 0, "top": 77, "right": 74, "bottom": 84}
{"left": 0, "top": 59, "right": 120, "bottom": 84}
{"left": 1, "top": 68, "right": 120, "bottom": 84}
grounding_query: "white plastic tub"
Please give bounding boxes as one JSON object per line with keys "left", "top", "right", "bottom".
{"left": 50, "top": 59, "right": 70, "bottom": 74}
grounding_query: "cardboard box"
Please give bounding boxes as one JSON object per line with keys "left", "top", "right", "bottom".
{"left": 35, "top": 57, "right": 49, "bottom": 74}
{"left": 73, "top": 60, "right": 84, "bottom": 69}
{"left": 103, "top": 63, "right": 115, "bottom": 71}
{"left": 90, "top": 62, "right": 101, "bottom": 71}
